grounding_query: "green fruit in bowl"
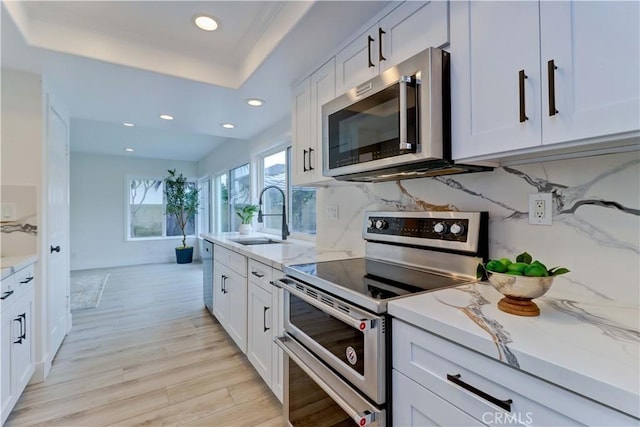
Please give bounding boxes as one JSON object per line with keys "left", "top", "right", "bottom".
{"left": 524, "top": 264, "right": 548, "bottom": 277}
{"left": 480, "top": 252, "right": 569, "bottom": 279}
{"left": 486, "top": 260, "right": 507, "bottom": 273}
{"left": 507, "top": 262, "right": 528, "bottom": 274}
{"left": 498, "top": 258, "right": 512, "bottom": 267}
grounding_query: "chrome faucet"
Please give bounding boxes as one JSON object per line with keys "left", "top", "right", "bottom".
{"left": 257, "top": 185, "right": 290, "bottom": 240}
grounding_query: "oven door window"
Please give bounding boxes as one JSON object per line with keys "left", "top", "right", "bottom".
{"left": 289, "top": 294, "right": 365, "bottom": 376}
{"left": 327, "top": 80, "right": 417, "bottom": 170}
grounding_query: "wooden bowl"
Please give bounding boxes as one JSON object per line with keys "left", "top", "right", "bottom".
{"left": 487, "top": 272, "right": 554, "bottom": 316}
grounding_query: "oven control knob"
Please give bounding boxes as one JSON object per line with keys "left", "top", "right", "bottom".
{"left": 375, "top": 219, "right": 388, "bottom": 230}
{"left": 450, "top": 222, "right": 465, "bottom": 236}
{"left": 367, "top": 219, "right": 374, "bottom": 229}
{"left": 433, "top": 222, "right": 448, "bottom": 235}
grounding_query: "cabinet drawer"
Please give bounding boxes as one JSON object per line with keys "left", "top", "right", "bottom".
{"left": 393, "top": 369, "right": 484, "bottom": 427}
{"left": 248, "top": 259, "right": 272, "bottom": 291}
{"left": 214, "top": 245, "right": 247, "bottom": 277}
{"left": 13, "top": 265, "right": 35, "bottom": 296}
{"left": 393, "top": 320, "right": 637, "bottom": 426}
{"left": 1, "top": 274, "right": 16, "bottom": 307}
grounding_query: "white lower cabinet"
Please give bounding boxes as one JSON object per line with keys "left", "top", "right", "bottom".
{"left": 392, "top": 319, "right": 637, "bottom": 426}
{"left": 1, "top": 263, "right": 36, "bottom": 425}
{"left": 393, "top": 369, "right": 483, "bottom": 427}
{"left": 213, "top": 245, "right": 248, "bottom": 353}
{"left": 247, "top": 259, "right": 283, "bottom": 403}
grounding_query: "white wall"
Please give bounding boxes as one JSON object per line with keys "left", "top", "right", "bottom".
{"left": 69, "top": 152, "right": 198, "bottom": 270}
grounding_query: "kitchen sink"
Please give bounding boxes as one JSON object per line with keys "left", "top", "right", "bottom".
{"left": 230, "top": 237, "right": 285, "bottom": 246}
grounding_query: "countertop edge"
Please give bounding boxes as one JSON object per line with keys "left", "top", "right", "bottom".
{"left": 388, "top": 288, "right": 640, "bottom": 419}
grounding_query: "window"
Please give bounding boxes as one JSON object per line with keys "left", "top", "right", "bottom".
{"left": 259, "top": 147, "right": 316, "bottom": 236}
{"left": 214, "top": 164, "right": 251, "bottom": 233}
{"left": 128, "top": 177, "right": 197, "bottom": 239}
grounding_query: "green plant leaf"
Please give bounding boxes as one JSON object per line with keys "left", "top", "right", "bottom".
{"left": 548, "top": 267, "right": 570, "bottom": 276}
{"left": 515, "top": 252, "right": 532, "bottom": 264}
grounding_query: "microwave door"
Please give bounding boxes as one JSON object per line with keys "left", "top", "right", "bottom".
{"left": 325, "top": 77, "right": 419, "bottom": 176}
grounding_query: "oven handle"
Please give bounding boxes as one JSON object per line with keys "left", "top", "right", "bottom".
{"left": 275, "top": 278, "right": 377, "bottom": 331}
{"left": 276, "top": 335, "right": 379, "bottom": 426}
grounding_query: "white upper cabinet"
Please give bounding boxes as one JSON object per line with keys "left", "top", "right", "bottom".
{"left": 451, "top": 0, "right": 640, "bottom": 161}
{"left": 292, "top": 58, "right": 336, "bottom": 187}
{"left": 540, "top": 1, "right": 640, "bottom": 145}
{"left": 336, "top": 1, "right": 449, "bottom": 94}
{"left": 378, "top": 0, "right": 449, "bottom": 74}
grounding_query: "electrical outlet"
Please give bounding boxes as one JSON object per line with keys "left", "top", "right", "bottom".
{"left": 326, "top": 205, "right": 339, "bottom": 221}
{"left": 528, "top": 193, "right": 552, "bottom": 225}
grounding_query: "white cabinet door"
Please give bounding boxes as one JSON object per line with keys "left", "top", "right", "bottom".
{"left": 11, "top": 295, "right": 33, "bottom": 393}
{"left": 225, "top": 267, "right": 247, "bottom": 353}
{"left": 212, "top": 260, "right": 227, "bottom": 326}
{"left": 1, "top": 304, "right": 13, "bottom": 423}
{"left": 335, "top": 25, "right": 380, "bottom": 95}
{"left": 291, "top": 78, "right": 313, "bottom": 186}
{"left": 309, "top": 58, "right": 336, "bottom": 184}
{"left": 540, "top": 1, "right": 640, "bottom": 145}
{"left": 393, "top": 370, "right": 484, "bottom": 427}
{"left": 379, "top": 0, "right": 449, "bottom": 74}
{"left": 451, "top": 1, "right": 541, "bottom": 160}
{"left": 247, "top": 282, "right": 273, "bottom": 387}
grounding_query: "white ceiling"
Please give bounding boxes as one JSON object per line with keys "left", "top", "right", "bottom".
{"left": 1, "top": 1, "right": 392, "bottom": 162}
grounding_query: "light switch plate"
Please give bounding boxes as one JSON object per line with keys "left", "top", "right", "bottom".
{"left": 1, "top": 203, "right": 16, "bottom": 222}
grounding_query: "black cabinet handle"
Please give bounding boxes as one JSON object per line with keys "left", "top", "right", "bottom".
{"left": 378, "top": 28, "right": 386, "bottom": 61}
{"left": 308, "top": 148, "right": 314, "bottom": 171}
{"left": 20, "top": 276, "right": 34, "bottom": 284}
{"left": 447, "top": 373, "right": 513, "bottom": 412}
{"left": 367, "top": 35, "right": 375, "bottom": 68}
{"left": 1, "top": 290, "right": 14, "bottom": 300}
{"left": 13, "top": 316, "right": 23, "bottom": 344}
{"left": 50, "top": 245, "right": 61, "bottom": 253}
{"left": 19, "top": 313, "right": 26, "bottom": 340}
{"left": 547, "top": 59, "right": 558, "bottom": 116}
{"left": 263, "top": 306, "right": 270, "bottom": 332}
{"left": 303, "top": 149, "right": 308, "bottom": 172}
{"left": 518, "top": 70, "right": 528, "bottom": 122}
{"left": 251, "top": 271, "right": 265, "bottom": 278}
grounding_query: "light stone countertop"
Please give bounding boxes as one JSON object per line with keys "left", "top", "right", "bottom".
{"left": 388, "top": 281, "right": 640, "bottom": 419}
{"left": 200, "top": 232, "right": 360, "bottom": 271}
{"left": 1, "top": 254, "right": 38, "bottom": 280}
{"left": 201, "top": 232, "right": 639, "bottom": 418}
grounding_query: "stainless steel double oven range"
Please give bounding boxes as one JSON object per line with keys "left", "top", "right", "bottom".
{"left": 274, "top": 211, "right": 488, "bottom": 426}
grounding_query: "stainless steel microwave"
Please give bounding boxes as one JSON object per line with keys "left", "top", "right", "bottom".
{"left": 322, "top": 47, "right": 491, "bottom": 182}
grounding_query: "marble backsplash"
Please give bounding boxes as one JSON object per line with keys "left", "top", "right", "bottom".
{"left": 1, "top": 185, "right": 37, "bottom": 256}
{"left": 316, "top": 152, "right": 640, "bottom": 305}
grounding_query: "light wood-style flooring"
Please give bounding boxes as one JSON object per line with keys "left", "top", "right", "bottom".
{"left": 6, "top": 262, "right": 283, "bottom": 426}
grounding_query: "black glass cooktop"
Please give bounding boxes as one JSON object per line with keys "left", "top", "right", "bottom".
{"left": 286, "top": 258, "right": 468, "bottom": 302}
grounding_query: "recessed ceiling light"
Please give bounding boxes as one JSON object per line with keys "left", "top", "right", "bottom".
{"left": 246, "top": 98, "right": 265, "bottom": 107}
{"left": 122, "top": 122, "right": 134, "bottom": 127}
{"left": 221, "top": 123, "right": 235, "bottom": 129}
{"left": 194, "top": 15, "right": 219, "bottom": 31}
{"left": 160, "top": 114, "right": 174, "bottom": 120}
{"left": 125, "top": 148, "right": 134, "bottom": 152}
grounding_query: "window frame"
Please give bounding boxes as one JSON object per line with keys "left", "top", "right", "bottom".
{"left": 257, "top": 145, "right": 317, "bottom": 241}
{"left": 125, "top": 174, "right": 199, "bottom": 241}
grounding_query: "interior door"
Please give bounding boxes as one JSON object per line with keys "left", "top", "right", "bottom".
{"left": 47, "top": 104, "right": 70, "bottom": 360}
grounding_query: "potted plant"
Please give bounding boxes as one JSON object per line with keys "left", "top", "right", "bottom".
{"left": 236, "top": 204, "right": 259, "bottom": 234}
{"left": 164, "top": 169, "right": 200, "bottom": 264}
